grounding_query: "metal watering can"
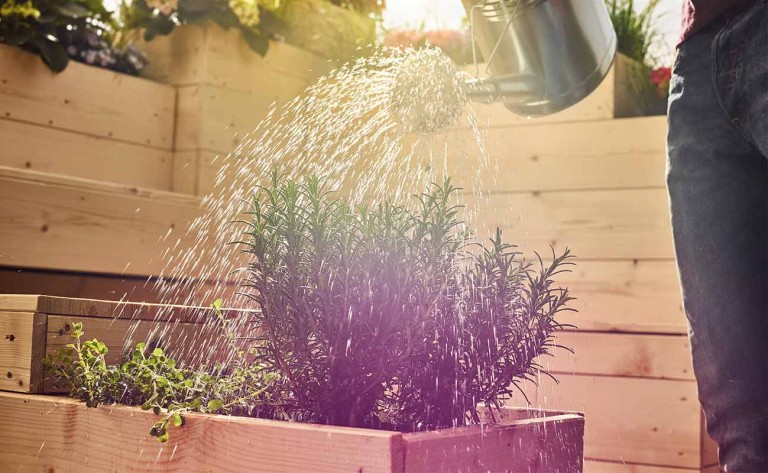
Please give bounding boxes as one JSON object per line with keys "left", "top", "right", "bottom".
{"left": 462, "top": 0, "right": 617, "bottom": 116}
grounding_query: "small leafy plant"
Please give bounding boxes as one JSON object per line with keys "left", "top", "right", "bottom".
{"left": 46, "top": 318, "right": 276, "bottom": 441}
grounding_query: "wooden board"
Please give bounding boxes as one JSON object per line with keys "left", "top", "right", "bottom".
{"left": 402, "top": 413, "right": 584, "bottom": 472}
{"left": 0, "top": 166, "right": 201, "bottom": 276}
{"left": 468, "top": 187, "right": 674, "bottom": 260}
{"left": 0, "top": 44, "right": 175, "bottom": 150}
{"left": 0, "top": 294, "right": 248, "bottom": 324}
{"left": 0, "top": 311, "right": 45, "bottom": 392}
{"left": 0, "top": 119, "right": 173, "bottom": 191}
{"left": 555, "top": 260, "right": 685, "bottom": 334}
{"left": 546, "top": 332, "right": 693, "bottom": 381}
{"left": 0, "top": 267, "right": 238, "bottom": 304}
{"left": 507, "top": 374, "right": 713, "bottom": 469}
{"left": 585, "top": 461, "right": 720, "bottom": 473}
{"left": 140, "top": 24, "right": 330, "bottom": 90}
{"left": 0, "top": 392, "right": 584, "bottom": 472}
{"left": 174, "top": 83, "right": 307, "bottom": 153}
{"left": 443, "top": 116, "right": 667, "bottom": 193}
{"left": 0, "top": 392, "right": 403, "bottom": 473}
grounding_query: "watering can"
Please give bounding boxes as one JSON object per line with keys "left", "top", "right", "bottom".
{"left": 462, "top": 0, "right": 617, "bottom": 116}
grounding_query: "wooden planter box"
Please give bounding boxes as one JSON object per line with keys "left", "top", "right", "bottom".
{"left": 0, "top": 294, "right": 250, "bottom": 393}
{"left": 0, "top": 44, "right": 177, "bottom": 191}
{"left": 0, "top": 294, "right": 585, "bottom": 471}
{"left": 0, "top": 392, "right": 583, "bottom": 472}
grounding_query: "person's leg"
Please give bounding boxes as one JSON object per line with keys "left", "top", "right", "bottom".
{"left": 667, "top": 12, "right": 768, "bottom": 471}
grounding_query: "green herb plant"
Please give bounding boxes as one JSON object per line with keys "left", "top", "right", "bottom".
{"left": 239, "top": 173, "right": 575, "bottom": 431}
{"left": 46, "top": 315, "right": 276, "bottom": 442}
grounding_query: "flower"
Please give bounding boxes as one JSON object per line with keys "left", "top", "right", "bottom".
{"left": 146, "top": 0, "right": 178, "bottom": 16}
{"left": 649, "top": 66, "right": 672, "bottom": 98}
{"left": 0, "top": 0, "right": 41, "bottom": 18}
{"left": 229, "top": 0, "right": 260, "bottom": 27}
{"left": 257, "top": 0, "right": 280, "bottom": 11}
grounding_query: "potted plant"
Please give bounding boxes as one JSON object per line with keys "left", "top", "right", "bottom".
{"left": 0, "top": 0, "right": 146, "bottom": 73}
{"left": 606, "top": 0, "right": 670, "bottom": 117}
{"left": 22, "top": 173, "right": 584, "bottom": 471}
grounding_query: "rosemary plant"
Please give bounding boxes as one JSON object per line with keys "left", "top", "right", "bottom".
{"left": 238, "top": 173, "right": 575, "bottom": 431}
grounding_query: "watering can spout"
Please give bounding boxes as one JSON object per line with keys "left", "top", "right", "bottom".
{"left": 462, "top": 0, "right": 617, "bottom": 117}
{"left": 464, "top": 74, "right": 539, "bottom": 105}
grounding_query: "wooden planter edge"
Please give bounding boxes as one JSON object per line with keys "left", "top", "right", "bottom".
{"left": 0, "top": 391, "right": 584, "bottom": 473}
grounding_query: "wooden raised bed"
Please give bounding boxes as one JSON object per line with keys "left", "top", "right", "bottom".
{"left": 0, "top": 294, "right": 249, "bottom": 393}
{"left": 0, "top": 44, "right": 176, "bottom": 191}
{"left": 0, "top": 392, "right": 583, "bottom": 472}
{"left": 0, "top": 294, "right": 585, "bottom": 471}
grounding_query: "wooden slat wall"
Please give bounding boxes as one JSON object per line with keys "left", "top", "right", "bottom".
{"left": 140, "top": 25, "right": 328, "bottom": 195}
{"left": 0, "top": 45, "right": 176, "bottom": 191}
{"left": 443, "top": 107, "right": 717, "bottom": 470}
{"left": 0, "top": 166, "right": 201, "bottom": 276}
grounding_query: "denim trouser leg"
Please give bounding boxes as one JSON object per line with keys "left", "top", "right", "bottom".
{"left": 667, "top": 3, "right": 768, "bottom": 471}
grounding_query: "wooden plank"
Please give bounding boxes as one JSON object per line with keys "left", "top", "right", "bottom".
{"left": 0, "top": 119, "right": 173, "bottom": 191}
{"left": 140, "top": 24, "right": 329, "bottom": 89}
{"left": 0, "top": 392, "right": 403, "bottom": 473}
{"left": 462, "top": 61, "right": 615, "bottom": 128}
{"left": 546, "top": 332, "right": 693, "bottom": 380}
{"left": 556, "top": 260, "right": 686, "bottom": 334}
{"left": 585, "top": 460, "right": 719, "bottom": 472}
{"left": 0, "top": 268, "right": 238, "bottom": 304}
{"left": 468, "top": 187, "right": 674, "bottom": 260}
{"left": 175, "top": 84, "right": 307, "bottom": 153}
{"left": 0, "top": 311, "right": 45, "bottom": 393}
{"left": 0, "top": 44, "right": 175, "bottom": 150}
{"left": 508, "top": 374, "right": 707, "bottom": 468}
{"left": 443, "top": 116, "right": 667, "bottom": 193}
{"left": 0, "top": 166, "right": 202, "bottom": 276}
{"left": 402, "top": 414, "right": 584, "bottom": 473}
{"left": 43, "top": 315, "right": 236, "bottom": 384}
{"left": 0, "top": 295, "right": 249, "bottom": 324}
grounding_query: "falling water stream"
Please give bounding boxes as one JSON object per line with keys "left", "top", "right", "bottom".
{"left": 129, "top": 46, "right": 500, "bottom": 369}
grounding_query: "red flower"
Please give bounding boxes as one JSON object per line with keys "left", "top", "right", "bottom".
{"left": 650, "top": 66, "right": 672, "bottom": 98}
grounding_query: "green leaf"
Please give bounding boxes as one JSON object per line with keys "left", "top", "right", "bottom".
{"left": 54, "top": 3, "right": 91, "bottom": 18}
{"left": 152, "top": 347, "right": 164, "bottom": 357}
{"left": 1, "top": 25, "right": 34, "bottom": 46}
{"left": 240, "top": 28, "right": 269, "bottom": 56}
{"left": 206, "top": 399, "right": 224, "bottom": 412}
{"left": 171, "top": 413, "right": 183, "bottom": 427}
{"left": 31, "top": 37, "right": 69, "bottom": 73}
{"left": 179, "top": 0, "right": 212, "bottom": 12}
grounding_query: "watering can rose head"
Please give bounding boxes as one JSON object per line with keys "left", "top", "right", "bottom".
{"left": 237, "top": 172, "right": 576, "bottom": 431}
{"left": 387, "top": 47, "right": 468, "bottom": 134}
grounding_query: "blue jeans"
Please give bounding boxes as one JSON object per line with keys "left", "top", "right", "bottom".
{"left": 667, "top": 2, "right": 768, "bottom": 470}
